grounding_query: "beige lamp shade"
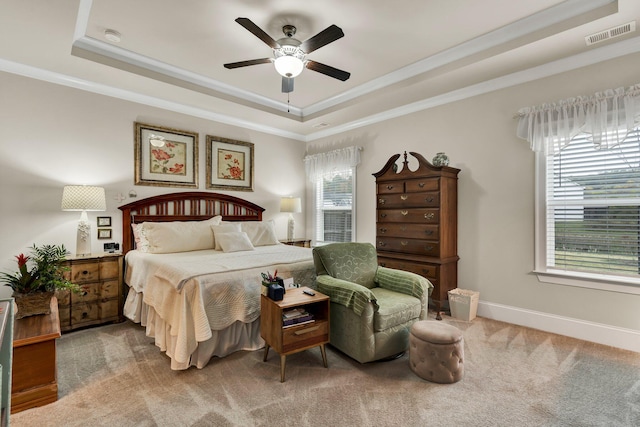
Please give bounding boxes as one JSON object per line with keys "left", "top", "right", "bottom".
{"left": 61, "top": 186, "right": 107, "bottom": 211}
{"left": 62, "top": 185, "right": 106, "bottom": 256}
{"left": 280, "top": 197, "right": 301, "bottom": 213}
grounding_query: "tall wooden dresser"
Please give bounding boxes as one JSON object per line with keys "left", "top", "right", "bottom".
{"left": 373, "top": 151, "right": 460, "bottom": 320}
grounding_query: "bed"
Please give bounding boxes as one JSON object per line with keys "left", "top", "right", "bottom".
{"left": 118, "top": 192, "right": 316, "bottom": 370}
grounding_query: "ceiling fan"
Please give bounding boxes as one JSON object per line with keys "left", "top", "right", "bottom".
{"left": 223, "top": 17, "right": 351, "bottom": 93}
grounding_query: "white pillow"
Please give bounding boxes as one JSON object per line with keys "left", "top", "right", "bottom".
{"left": 216, "top": 231, "right": 255, "bottom": 253}
{"left": 143, "top": 216, "right": 222, "bottom": 254}
{"left": 241, "top": 220, "right": 279, "bottom": 246}
{"left": 131, "top": 223, "right": 150, "bottom": 252}
{"left": 211, "top": 223, "right": 241, "bottom": 250}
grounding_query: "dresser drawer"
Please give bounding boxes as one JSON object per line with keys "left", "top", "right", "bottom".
{"left": 377, "top": 223, "right": 439, "bottom": 239}
{"left": 70, "top": 261, "right": 100, "bottom": 283}
{"left": 377, "top": 191, "right": 439, "bottom": 209}
{"left": 378, "top": 208, "right": 439, "bottom": 223}
{"left": 377, "top": 237, "right": 440, "bottom": 256}
{"left": 282, "top": 320, "right": 329, "bottom": 353}
{"left": 405, "top": 178, "right": 439, "bottom": 193}
{"left": 377, "top": 182, "right": 404, "bottom": 194}
{"left": 378, "top": 258, "right": 439, "bottom": 281}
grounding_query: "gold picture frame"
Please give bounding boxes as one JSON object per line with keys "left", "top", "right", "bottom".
{"left": 134, "top": 122, "right": 198, "bottom": 188}
{"left": 206, "top": 135, "right": 254, "bottom": 191}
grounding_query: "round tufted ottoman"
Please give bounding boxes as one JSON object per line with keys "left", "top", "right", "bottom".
{"left": 409, "top": 320, "right": 464, "bottom": 383}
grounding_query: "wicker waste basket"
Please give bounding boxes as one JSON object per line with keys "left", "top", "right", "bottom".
{"left": 448, "top": 289, "right": 479, "bottom": 321}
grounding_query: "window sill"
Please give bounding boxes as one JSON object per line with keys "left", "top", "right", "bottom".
{"left": 534, "top": 269, "right": 640, "bottom": 295}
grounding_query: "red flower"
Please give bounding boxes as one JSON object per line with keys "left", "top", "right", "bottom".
{"left": 229, "top": 166, "right": 243, "bottom": 179}
{"left": 165, "top": 142, "right": 175, "bottom": 148}
{"left": 15, "top": 254, "right": 29, "bottom": 268}
{"left": 152, "top": 149, "right": 171, "bottom": 161}
{"left": 169, "top": 163, "right": 184, "bottom": 174}
{"left": 225, "top": 154, "right": 232, "bottom": 160}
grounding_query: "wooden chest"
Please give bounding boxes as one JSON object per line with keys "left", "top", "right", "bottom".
{"left": 373, "top": 152, "right": 460, "bottom": 319}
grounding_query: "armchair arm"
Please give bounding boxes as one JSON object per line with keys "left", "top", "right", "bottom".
{"left": 316, "top": 274, "right": 379, "bottom": 316}
{"left": 375, "top": 267, "right": 433, "bottom": 319}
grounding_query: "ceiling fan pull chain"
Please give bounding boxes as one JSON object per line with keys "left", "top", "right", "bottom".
{"left": 287, "top": 92, "right": 290, "bottom": 113}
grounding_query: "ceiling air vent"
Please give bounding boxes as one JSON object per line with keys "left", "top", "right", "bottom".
{"left": 585, "top": 21, "right": 636, "bottom": 46}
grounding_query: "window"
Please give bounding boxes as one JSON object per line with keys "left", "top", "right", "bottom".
{"left": 314, "top": 167, "right": 355, "bottom": 244}
{"left": 537, "top": 127, "right": 640, "bottom": 284}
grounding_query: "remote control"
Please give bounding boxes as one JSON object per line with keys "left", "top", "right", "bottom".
{"left": 303, "top": 290, "right": 315, "bottom": 296}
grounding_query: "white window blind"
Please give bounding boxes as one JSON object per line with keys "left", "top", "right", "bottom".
{"left": 545, "top": 128, "right": 640, "bottom": 280}
{"left": 314, "top": 168, "right": 354, "bottom": 244}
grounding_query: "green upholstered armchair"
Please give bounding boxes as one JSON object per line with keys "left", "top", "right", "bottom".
{"left": 312, "top": 242, "right": 433, "bottom": 363}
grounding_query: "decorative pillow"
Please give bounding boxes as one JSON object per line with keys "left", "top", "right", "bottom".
{"left": 240, "top": 220, "right": 279, "bottom": 246}
{"left": 143, "top": 216, "right": 222, "bottom": 254}
{"left": 215, "top": 231, "right": 255, "bottom": 253}
{"left": 211, "top": 223, "right": 242, "bottom": 250}
{"left": 131, "top": 223, "right": 150, "bottom": 252}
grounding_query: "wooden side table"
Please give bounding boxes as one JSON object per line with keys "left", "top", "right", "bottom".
{"left": 11, "top": 297, "right": 61, "bottom": 413}
{"left": 260, "top": 287, "right": 329, "bottom": 382}
{"left": 280, "top": 239, "right": 311, "bottom": 248}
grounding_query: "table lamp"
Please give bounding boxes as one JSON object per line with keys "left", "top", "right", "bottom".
{"left": 61, "top": 185, "right": 106, "bottom": 256}
{"left": 280, "top": 197, "right": 301, "bottom": 241}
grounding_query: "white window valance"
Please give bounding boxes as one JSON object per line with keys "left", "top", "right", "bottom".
{"left": 303, "top": 146, "right": 362, "bottom": 182}
{"left": 516, "top": 84, "right": 640, "bottom": 155}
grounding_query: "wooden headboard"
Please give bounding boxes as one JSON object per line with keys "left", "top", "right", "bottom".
{"left": 118, "top": 191, "right": 265, "bottom": 255}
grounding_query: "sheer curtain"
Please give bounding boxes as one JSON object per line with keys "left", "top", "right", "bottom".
{"left": 303, "top": 146, "right": 362, "bottom": 181}
{"left": 516, "top": 84, "right": 640, "bottom": 155}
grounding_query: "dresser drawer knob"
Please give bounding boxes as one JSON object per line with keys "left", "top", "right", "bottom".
{"left": 425, "top": 230, "right": 433, "bottom": 235}
{"left": 401, "top": 210, "right": 408, "bottom": 216}
{"left": 401, "top": 226, "right": 407, "bottom": 231}
{"left": 82, "top": 270, "right": 89, "bottom": 275}
{"left": 418, "top": 182, "right": 425, "bottom": 188}
{"left": 423, "top": 269, "right": 431, "bottom": 275}
{"left": 379, "top": 198, "right": 386, "bottom": 205}
{"left": 425, "top": 245, "right": 434, "bottom": 251}
{"left": 380, "top": 263, "right": 386, "bottom": 267}
{"left": 386, "top": 185, "right": 394, "bottom": 190}
{"left": 424, "top": 213, "right": 435, "bottom": 220}
{"left": 379, "top": 228, "right": 387, "bottom": 233}
{"left": 82, "top": 312, "right": 88, "bottom": 319}
{"left": 381, "top": 213, "right": 387, "bottom": 218}
{"left": 401, "top": 195, "right": 408, "bottom": 200}
{"left": 401, "top": 241, "right": 408, "bottom": 246}
{"left": 426, "top": 197, "right": 434, "bottom": 202}
{"left": 378, "top": 241, "right": 386, "bottom": 247}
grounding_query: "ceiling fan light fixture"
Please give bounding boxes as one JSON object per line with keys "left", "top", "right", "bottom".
{"left": 274, "top": 55, "right": 304, "bottom": 78}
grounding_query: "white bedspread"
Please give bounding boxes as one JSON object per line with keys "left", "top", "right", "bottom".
{"left": 124, "top": 244, "right": 316, "bottom": 367}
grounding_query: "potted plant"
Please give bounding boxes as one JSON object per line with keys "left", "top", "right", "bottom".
{"left": 0, "top": 244, "right": 80, "bottom": 319}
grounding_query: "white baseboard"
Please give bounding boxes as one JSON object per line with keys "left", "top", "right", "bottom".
{"left": 476, "top": 301, "right": 640, "bottom": 353}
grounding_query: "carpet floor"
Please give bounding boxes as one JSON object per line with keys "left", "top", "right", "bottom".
{"left": 11, "top": 314, "right": 640, "bottom": 426}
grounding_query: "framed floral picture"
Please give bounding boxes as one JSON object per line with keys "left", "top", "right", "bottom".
{"left": 97, "top": 228, "right": 112, "bottom": 239}
{"left": 134, "top": 122, "right": 198, "bottom": 188}
{"left": 206, "top": 135, "right": 254, "bottom": 191}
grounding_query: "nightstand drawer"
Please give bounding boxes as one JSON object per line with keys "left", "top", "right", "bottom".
{"left": 70, "top": 262, "right": 100, "bottom": 283}
{"left": 282, "top": 320, "right": 328, "bottom": 353}
{"left": 70, "top": 299, "right": 119, "bottom": 326}
{"left": 100, "top": 259, "right": 120, "bottom": 279}
{"left": 71, "top": 279, "right": 119, "bottom": 304}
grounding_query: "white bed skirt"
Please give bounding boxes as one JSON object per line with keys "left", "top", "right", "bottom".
{"left": 124, "top": 289, "right": 264, "bottom": 370}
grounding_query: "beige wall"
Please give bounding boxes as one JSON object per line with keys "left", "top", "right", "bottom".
{"left": 0, "top": 72, "right": 306, "bottom": 298}
{"left": 305, "top": 52, "right": 640, "bottom": 333}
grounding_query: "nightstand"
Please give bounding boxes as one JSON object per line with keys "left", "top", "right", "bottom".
{"left": 280, "top": 239, "right": 311, "bottom": 248}
{"left": 58, "top": 252, "right": 124, "bottom": 332}
{"left": 260, "top": 287, "right": 329, "bottom": 382}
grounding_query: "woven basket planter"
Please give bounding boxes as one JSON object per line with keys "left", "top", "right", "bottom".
{"left": 14, "top": 291, "right": 54, "bottom": 319}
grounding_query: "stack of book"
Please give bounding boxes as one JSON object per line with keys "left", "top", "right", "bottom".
{"left": 282, "top": 308, "right": 314, "bottom": 328}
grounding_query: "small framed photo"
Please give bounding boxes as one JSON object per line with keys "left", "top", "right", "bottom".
{"left": 97, "top": 216, "right": 111, "bottom": 227}
{"left": 97, "top": 228, "right": 112, "bottom": 240}
{"left": 206, "top": 135, "right": 254, "bottom": 191}
{"left": 134, "top": 122, "right": 199, "bottom": 188}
